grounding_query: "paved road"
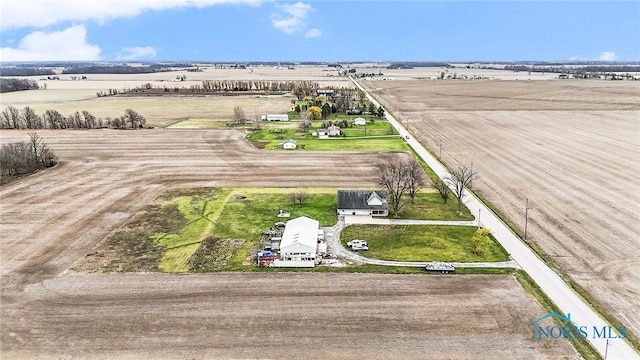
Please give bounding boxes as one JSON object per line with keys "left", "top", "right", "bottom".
{"left": 351, "top": 78, "right": 639, "bottom": 359}
{"left": 323, "top": 216, "right": 521, "bottom": 269}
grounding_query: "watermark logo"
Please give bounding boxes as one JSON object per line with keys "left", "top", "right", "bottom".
{"left": 530, "top": 312, "right": 627, "bottom": 341}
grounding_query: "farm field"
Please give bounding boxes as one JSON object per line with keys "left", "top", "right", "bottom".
{"left": 1, "top": 272, "right": 579, "bottom": 360}
{"left": 365, "top": 79, "right": 640, "bottom": 338}
{"left": 1, "top": 66, "right": 354, "bottom": 128}
{"left": 0, "top": 127, "right": 581, "bottom": 358}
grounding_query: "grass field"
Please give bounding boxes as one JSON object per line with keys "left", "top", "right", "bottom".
{"left": 393, "top": 191, "right": 474, "bottom": 220}
{"left": 341, "top": 225, "right": 510, "bottom": 262}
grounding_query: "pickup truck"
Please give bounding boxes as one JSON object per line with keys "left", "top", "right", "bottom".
{"left": 346, "top": 239, "right": 368, "bottom": 248}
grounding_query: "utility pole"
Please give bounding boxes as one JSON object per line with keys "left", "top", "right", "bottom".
{"left": 477, "top": 208, "right": 481, "bottom": 229}
{"left": 605, "top": 339, "right": 609, "bottom": 359}
{"left": 524, "top": 198, "right": 529, "bottom": 241}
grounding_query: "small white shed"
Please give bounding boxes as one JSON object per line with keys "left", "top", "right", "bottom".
{"left": 353, "top": 117, "right": 366, "bottom": 126}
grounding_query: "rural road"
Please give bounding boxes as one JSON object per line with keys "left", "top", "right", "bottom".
{"left": 351, "top": 78, "right": 639, "bottom": 359}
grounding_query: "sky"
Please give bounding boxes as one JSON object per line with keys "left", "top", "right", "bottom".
{"left": 0, "top": 0, "right": 638, "bottom": 62}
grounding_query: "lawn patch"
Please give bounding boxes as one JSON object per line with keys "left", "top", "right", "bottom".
{"left": 341, "top": 225, "right": 509, "bottom": 262}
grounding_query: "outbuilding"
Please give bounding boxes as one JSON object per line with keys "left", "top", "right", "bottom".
{"left": 353, "top": 117, "right": 367, "bottom": 126}
{"left": 278, "top": 139, "right": 297, "bottom": 150}
{"left": 261, "top": 114, "right": 289, "bottom": 122}
{"left": 279, "top": 216, "right": 319, "bottom": 265}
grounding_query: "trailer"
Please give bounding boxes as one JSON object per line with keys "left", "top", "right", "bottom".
{"left": 424, "top": 261, "right": 455, "bottom": 273}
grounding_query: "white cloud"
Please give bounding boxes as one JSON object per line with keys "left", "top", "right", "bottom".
{"left": 116, "top": 46, "right": 157, "bottom": 60}
{"left": 1, "top": 0, "right": 263, "bottom": 30}
{"left": 271, "top": 2, "right": 313, "bottom": 34}
{"left": 567, "top": 56, "right": 579, "bottom": 61}
{"left": 305, "top": 28, "right": 322, "bottom": 38}
{"left": 0, "top": 25, "right": 101, "bottom": 61}
{"left": 598, "top": 51, "right": 617, "bottom": 61}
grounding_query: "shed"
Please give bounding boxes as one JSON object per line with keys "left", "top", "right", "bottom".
{"left": 353, "top": 117, "right": 367, "bottom": 126}
{"left": 278, "top": 139, "right": 297, "bottom": 150}
{"left": 261, "top": 114, "right": 289, "bottom": 122}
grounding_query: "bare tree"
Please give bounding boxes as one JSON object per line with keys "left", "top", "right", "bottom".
{"left": 298, "top": 118, "right": 312, "bottom": 132}
{"left": 445, "top": 165, "right": 478, "bottom": 213}
{"left": 375, "top": 160, "right": 410, "bottom": 217}
{"left": 232, "top": 106, "right": 246, "bottom": 125}
{"left": 405, "top": 159, "right": 424, "bottom": 204}
{"left": 434, "top": 178, "right": 450, "bottom": 204}
{"left": 123, "top": 109, "right": 145, "bottom": 129}
{"left": 288, "top": 191, "right": 309, "bottom": 205}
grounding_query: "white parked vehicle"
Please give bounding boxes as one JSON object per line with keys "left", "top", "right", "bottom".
{"left": 350, "top": 244, "right": 369, "bottom": 251}
{"left": 346, "top": 239, "right": 368, "bottom": 248}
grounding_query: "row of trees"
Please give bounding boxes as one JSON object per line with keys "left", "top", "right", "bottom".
{"left": 0, "top": 78, "right": 40, "bottom": 93}
{"left": 376, "top": 160, "right": 477, "bottom": 217}
{"left": 0, "top": 106, "right": 146, "bottom": 130}
{"left": 375, "top": 159, "right": 424, "bottom": 217}
{"left": 0, "top": 67, "right": 55, "bottom": 76}
{"left": 0, "top": 132, "right": 57, "bottom": 184}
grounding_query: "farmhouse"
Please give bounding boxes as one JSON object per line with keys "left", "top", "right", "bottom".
{"left": 277, "top": 216, "right": 319, "bottom": 267}
{"left": 353, "top": 117, "right": 367, "bottom": 126}
{"left": 278, "top": 139, "right": 297, "bottom": 150}
{"left": 261, "top": 114, "right": 289, "bottom": 122}
{"left": 337, "top": 190, "right": 389, "bottom": 216}
{"left": 316, "top": 89, "right": 334, "bottom": 100}
{"left": 317, "top": 125, "right": 341, "bottom": 137}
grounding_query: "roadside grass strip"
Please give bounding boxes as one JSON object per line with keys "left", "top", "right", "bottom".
{"left": 341, "top": 225, "right": 509, "bottom": 263}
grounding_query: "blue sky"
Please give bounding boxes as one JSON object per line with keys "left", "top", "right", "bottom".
{"left": 1, "top": 1, "right": 638, "bottom": 62}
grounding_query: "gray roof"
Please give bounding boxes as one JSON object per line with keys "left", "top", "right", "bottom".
{"left": 337, "top": 190, "right": 388, "bottom": 210}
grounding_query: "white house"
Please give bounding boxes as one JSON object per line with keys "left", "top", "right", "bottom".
{"left": 353, "top": 117, "right": 367, "bottom": 126}
{"left": 279, "top": 216, "right": 319, "bottom": 265}
{"left": 261, "top": 114, "right": 289, "bottom": 122}
{"left": 278, "top": 139, "right": 297, "bottom": 150}
{"left": 318, "top": 125, "right": 341, "bottom": 137}
{"left": 337, "top": 190, "right": 389, "bottom": 216}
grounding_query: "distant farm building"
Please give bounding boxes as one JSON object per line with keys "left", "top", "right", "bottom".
{"left": 317, "top": 125, "right": 341, "bottom": 137}
{"left": 353, "top": 117, "right": 367, "bottom": 126}
{"left": 337, "top": 190, "right": 389, "bottom": 216}
{"left": 316, "top": 89, "right": 335, "bottom": 100}
{"left": 278, "top": 139, "right": 297, "bottom": 150}
{"left": 261, "top": 114, "right": 289, "bottom": 122}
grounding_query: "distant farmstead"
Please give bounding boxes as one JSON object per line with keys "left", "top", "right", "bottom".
{"left": 337, "top": 190, "right": 389, "bottom": 216}
{"left": 261, "top": 114, "right": 289, "bottom": 122}
{"left": 278, "top": 139, "right": 297, "bottom": 150}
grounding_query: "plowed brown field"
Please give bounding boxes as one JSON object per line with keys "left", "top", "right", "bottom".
{"left": 366, "top": 79, "right": 640, "bottom": 337}
{"left": 0, "top": 128, "right": 579, "bottom": 359}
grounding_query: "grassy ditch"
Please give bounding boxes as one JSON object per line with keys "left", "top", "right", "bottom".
{"left": 341, "top": 225, "right": 509, "bottom": 263}
{"left": 514, "top": 270, "right": 603, "bottom": 360}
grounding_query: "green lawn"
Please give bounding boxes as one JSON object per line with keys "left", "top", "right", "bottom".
{"left": 341, "top": 225, "right": 509, "bottom": 262}
{"left": 247, "top": 118, "right": 407, "bottom": 151}
{"left": 393, "top": 191, "right": 474, "bottom": 220}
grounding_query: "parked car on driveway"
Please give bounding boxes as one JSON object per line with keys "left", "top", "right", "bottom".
{"left": 346, "top": 239, "right": 368, "bottom": 248}
{"left": 350, "top": 244, "right": 369, "bottom": 251}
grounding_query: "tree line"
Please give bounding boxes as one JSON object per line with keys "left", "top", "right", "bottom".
{"left": 0, "top": 67, "right": 55, "bottom": 76}
{"left": 0, "top": 132, "right": 57, "bottom": 184}
{"left": 0, "top": 78, "right": 40, "bottom": 93}
{"left": 0, "top": 106, "right": 146, "bottom": 130}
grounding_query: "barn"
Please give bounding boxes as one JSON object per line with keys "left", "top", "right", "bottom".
{"left": 261, "top": 114, "right": 289, "bottom": 122}
{"left": 337, "top": 190, "right": 389, "bottom": 216}
{"left": 278, "top": 216, "right": 319, "bottom": 266}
